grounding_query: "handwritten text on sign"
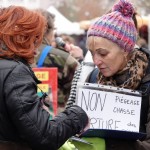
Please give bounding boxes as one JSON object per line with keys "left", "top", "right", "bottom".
{"left": 34, "top": 71, "right": 49, "bottom": 81}
{"left": 77, "top": 87, "right": 141, "bottom": 132}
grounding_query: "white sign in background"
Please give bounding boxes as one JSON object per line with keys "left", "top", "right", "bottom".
{"left": 77, "top": 86, "right": 142, "bottom": 132}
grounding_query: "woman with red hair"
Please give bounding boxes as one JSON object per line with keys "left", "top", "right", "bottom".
{"left": 0, "top": 6, "right": 45, "bottom": 64}
{"left": 0, "top": 6, "right": 88, "bottom": 150}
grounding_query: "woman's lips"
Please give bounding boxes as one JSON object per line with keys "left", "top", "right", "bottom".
{"left": 100, "top": 68, "right": 106, "bottom": 70}
{"left": 100, "top": 68, "right": 107, "bottom": 73}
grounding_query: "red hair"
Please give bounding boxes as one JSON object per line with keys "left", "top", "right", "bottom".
{"left": 0, "top": 6, "right": 46, "bottom": 64}
{"left": 139, "top": 24, "right": 148, "bottom": 43}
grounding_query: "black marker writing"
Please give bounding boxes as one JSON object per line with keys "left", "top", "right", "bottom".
{"left": 80, "top": 90, "right": 107, "bottom": 111}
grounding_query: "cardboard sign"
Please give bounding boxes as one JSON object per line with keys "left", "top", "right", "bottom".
{"left": 76, "top": 82, "right": 142, "bottom": 132}
{"left": 33, "top": 67, "right": 58, "bottom": 115}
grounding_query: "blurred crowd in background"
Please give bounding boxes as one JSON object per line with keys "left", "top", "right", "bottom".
{"left": 1, "top": 0, "right": 149, "bottom": 49}
{"left": 1, "top": 0, "right": 149, "bottom": 112}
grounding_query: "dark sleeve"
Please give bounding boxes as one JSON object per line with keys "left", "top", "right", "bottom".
{"left": 4, "top": 63, "right": 88, "bottom": 150}
{"left": 134, "top": 94, "right": 150, "bottom": 150}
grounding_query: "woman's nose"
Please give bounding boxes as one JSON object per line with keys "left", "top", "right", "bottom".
{"left": 93, "top": 55, "right": 102, "bottom": 65}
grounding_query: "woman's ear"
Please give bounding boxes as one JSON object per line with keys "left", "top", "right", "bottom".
{"left": 123, "top": 51, "right": 130, "bottom": 63}
{"left": 122, "top": 48, "right": 129, "bottom": 56}
{"left": 124, "top": 51, "right": 129, "bottom": 57}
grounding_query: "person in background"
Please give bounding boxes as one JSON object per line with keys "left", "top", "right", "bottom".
{"left": 76, "top": 30, "right": 89, "bottom": 57}
{"left": 59, "top": 34, "right": 76, "bottom": 45}
{"left": 0, "top": 6, "right": 89, "bottom": 150}
{"left": 67, "top": 0, "right": 150, "bottom": 150}
{"left": 137, "top": 24, "right": 148, "bottom": 49}
{"left": 59, "top": 34, "right": 84, "bottom": 62}
{"left": 35, "top": 9, "right": 81, "bottom": 113}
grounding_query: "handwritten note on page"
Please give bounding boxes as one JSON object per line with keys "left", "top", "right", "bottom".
{"left": 76, "top": 82, "right": 142, "bottom": 132}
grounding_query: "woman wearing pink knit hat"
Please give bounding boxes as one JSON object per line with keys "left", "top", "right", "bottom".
{"left": 67, "top": 0, "right": 150, "bottom": 149}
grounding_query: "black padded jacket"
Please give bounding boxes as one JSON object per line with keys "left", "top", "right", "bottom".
{"left": 0, "top": 59, "right": 88, "bottom": 150}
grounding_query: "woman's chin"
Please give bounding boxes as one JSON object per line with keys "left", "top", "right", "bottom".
{"left": 101, "top": 71, "right": 112, "bottom": 77}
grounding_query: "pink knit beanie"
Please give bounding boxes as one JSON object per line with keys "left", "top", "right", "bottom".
{"left": 87, "top": 0, "right": 137, "bottom": 52}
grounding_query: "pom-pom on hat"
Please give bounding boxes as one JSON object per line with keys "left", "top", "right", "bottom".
{"left": 87, "top": 0, "right": 137, "bottom": 52}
